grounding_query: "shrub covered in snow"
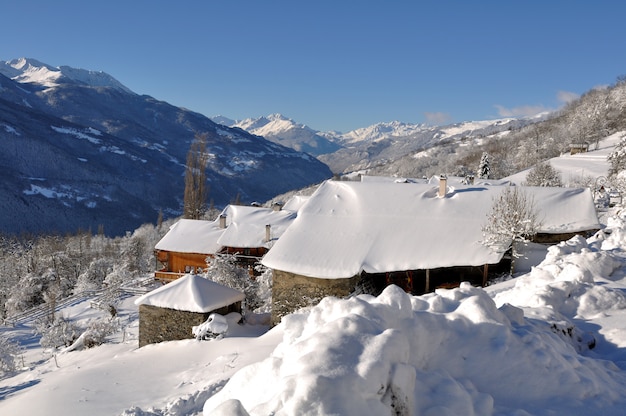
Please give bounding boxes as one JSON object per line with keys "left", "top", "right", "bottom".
{"left": 36, "top": 315, "right": 80, "bottom": 349}
{"left": 192, "top": 313, "right": 230, "bottom": 340}
{"left": 523, "top": 161, "right": 562, "bottom": 187}
{"left": 0, "top": 335, "right": 23, "bottom": 375}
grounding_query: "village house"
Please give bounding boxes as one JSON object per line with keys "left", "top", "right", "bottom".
{"left": 154, "top": 201, "right": 301, "bottom": 281}
{"left": 569, "top": 142, "right": 590, "bottom": 155}
{"left": 135, "top": 274, "right": 245, "bottom": 347}
{"left": 262, "top": 178, "right": 601, "bottom": 325}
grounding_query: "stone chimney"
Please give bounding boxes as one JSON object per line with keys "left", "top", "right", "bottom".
{"left": 219, "top": 214, "right": 227, "bottom": 229}
{"left": 272, "top": 202, "right": 283, "bottom": 212}
{"left": 265, "top": 224, "right": 271, "bottom": 242}
{"left": 438, "top": 175, "right": 448, "bottom": 198}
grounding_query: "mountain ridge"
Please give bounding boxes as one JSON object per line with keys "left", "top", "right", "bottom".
{"left": 0, "top": 59, "right": 332, "bottom": 236}
{"left": 217, "top": 112, "right": 533, "bottom": 173}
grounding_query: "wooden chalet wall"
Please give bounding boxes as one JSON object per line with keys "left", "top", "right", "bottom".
{"left": 155, "top": 250, "right": 210, "bottom": 280}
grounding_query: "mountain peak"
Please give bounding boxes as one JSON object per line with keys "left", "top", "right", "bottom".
{"left": 0, "top": 57, "right": 133, "bottom": 94}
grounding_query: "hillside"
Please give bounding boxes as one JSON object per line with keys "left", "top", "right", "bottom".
{"left": 0, "top": 59, "right": 332, "bottom": 236}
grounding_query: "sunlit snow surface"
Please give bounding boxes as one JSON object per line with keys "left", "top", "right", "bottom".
{"left": 206, "top": 226, "right": 626, "bottom": 415}
{"left": 2, "top": 135, "right": 626, "bottom": 415}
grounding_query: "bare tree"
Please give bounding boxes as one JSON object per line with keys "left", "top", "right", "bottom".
{"left": 183, "top": 133, "right": 210, "bottom": 219}
{"left": 482, "top": 186, "right": 541, "bottom": 272}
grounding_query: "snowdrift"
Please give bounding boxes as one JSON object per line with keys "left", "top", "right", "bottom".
{"left": 206, "top": 224, "right": 626, "bottom": 415}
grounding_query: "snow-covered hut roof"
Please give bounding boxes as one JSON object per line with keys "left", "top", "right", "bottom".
{"left": 529, "top": 186, "right": 600, "bottom": 233}
{"left": 154, "top": 198, "right": 302, "bottom": 255}
{"left": 154, "top": 219, "right": 224, "bottom": 254}
{"left": 217, "top": 205, "right": 297, "bottom": 248}
{"left": 261, "top": 180, "right": 600, "bottom": 279}
{"left": 134, "top": 274, "right": 244, "bottom": 313}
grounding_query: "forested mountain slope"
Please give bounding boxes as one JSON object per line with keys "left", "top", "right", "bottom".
{"left": 0, "top": 59, "right": 332, "bottom": 235}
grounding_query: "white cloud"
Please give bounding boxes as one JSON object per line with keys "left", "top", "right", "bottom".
{"left": 494, "top": 104, "right": 550, "bottom": 118}
{"left": 495, "top": 90, "right": 584, "bottom": 119}
{"left": 556, "top": 90, "right": 579, "bottom": 104}
{"left": 424, "top": 111, "right": 451, "bottom": 125}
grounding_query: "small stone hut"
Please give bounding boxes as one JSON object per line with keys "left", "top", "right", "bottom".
{"left": 135, "top": 274, "right": 245, "bottom": 347}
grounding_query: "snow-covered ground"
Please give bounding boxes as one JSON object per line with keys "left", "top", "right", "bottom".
{"left": 506, "top": 132, "right": 624, "bottom": 186}
{"left": 2, "top": 135, "right": 626, "bottom": 415}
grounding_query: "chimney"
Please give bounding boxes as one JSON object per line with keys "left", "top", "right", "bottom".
{"left": 219, "top": 214, "right": 227, "bottom": 229}
{"left": 265, "top": 224, "right": 271, "bottom": 242}
{"left": 438, "top": 175, "right": 447, "bottom": 198}
{"left": 272, "top": 202, "right": 283, "bottom": 212}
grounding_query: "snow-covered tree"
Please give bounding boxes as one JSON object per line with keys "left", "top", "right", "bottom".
{"left": 608, "top": 134, "right": 626, "bottom": 176}
{"left": 477, "top": 152, "right": 491, "bottom": 179}
{"left": 74, "top": 258, "right": 114, "bottom": 294}
{"left": 0, "top": 335, "right": 23, "bottom": 375}
{"left": 96, "top": 264, "right": 133, "bottom": 315}
{"left": 205, "top": 253, "right": 261, "bottom": 313}
{"left": 37, "top": 315, "right": 80, "bottom": 349}
{"left": 482, "top": 186, "right": 541, "bottom": 272}
{"left": 524, "top": 162, "right": 562, "bottom": 187}
{"left": 253, "top": 264, "right": 273, "bottom": 313}
{"left": 5, "top": 270, "right": 56, "bottom": 318}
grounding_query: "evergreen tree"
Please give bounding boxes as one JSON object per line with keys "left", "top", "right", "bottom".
{"left": 477, "top": 152, "right": 491, "bottom": 179}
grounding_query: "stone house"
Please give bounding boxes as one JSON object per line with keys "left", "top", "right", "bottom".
{"left": 262, "top": 179, "right": 601, "bottom": 325}
{"left": 135, "top": 274, "right": 245, "bottom": 347}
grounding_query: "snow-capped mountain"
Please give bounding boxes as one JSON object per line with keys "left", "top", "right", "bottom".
{"left": 212, "top": 113, "right": 342, "bottom": 156}
{"left": 0, "top": 58, "right": 332, "bottom": 236}
{"left": 338, "top": 120, "right": 431, "bottom": 143}
{"left": 0, "top": 58, "right": 133, "bottom": 93}
{"left": 217, "top": 112, "right": 532, "bottom": 174}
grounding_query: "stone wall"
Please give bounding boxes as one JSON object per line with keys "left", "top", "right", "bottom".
{"left": 138, "top": 302, "right": 241, "bottom": 347}
{"left": 271, "top": 270, "right": 359, "bottom": 326}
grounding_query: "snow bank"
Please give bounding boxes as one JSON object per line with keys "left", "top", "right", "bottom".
{"left": 205, "top": 281, "right": 626, "bottom": 415}
{"left": 494, "top": 234, "right": 626, "bottom": 320}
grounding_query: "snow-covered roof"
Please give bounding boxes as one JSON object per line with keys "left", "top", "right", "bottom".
{"left": 281, "top": 195, "right": 310, "bottom": 211}
{"left": 154, "top": 203, "right": 299, "bottom": 254}
{"left": 154, "top": 219, "right": 224, "bottom": 254}
{"left": 134, "top": 274, "right": 244, "bottom": 312}
{"left": 217, "top": 205, "right": 296, "bottom": 248}
{"left": 529, "top": 186, "right": 600, "bottom": 233}
{"left": 361, "top": 174, "right": 513, "bottom": 186}
{"left": 261, "top": 180, "right": 600, "bottom": 279}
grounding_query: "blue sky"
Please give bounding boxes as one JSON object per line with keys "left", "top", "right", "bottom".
{"left": 2, "top": 1, "right": 626, "bottom": 132}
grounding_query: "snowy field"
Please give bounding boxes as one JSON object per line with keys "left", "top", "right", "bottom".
{"left": 2, "top": 135, "right": 626, "bottom": 415}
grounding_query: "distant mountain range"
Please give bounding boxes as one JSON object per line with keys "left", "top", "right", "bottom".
{"left": 213, "top": 113, "right": 342, "bottom": 156}
{"left": 0, "top": 58, "right": 332, "bottom": 236}
{"left": 213, "top": 114, "right": 535, "bottom": 174}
